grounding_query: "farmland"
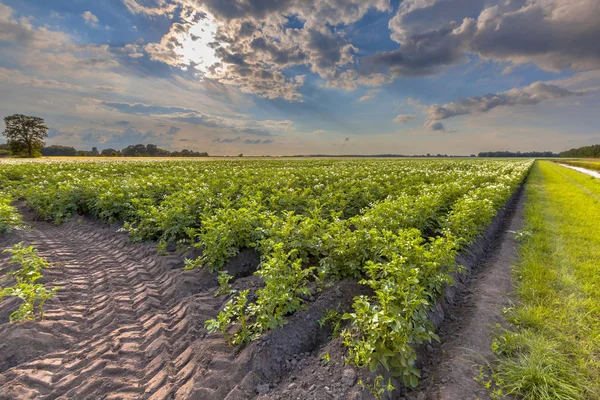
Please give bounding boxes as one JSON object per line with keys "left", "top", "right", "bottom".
{"left": 0, "top": 158, "right": 532, "bottom": 399}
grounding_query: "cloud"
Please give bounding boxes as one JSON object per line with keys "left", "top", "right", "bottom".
{"left": 367, "top": 0, "right": 600, "bottom": 78}
{"left": 358, "top": 89, "right": 381, "bottom": 102}
{"left": 393, "top": 114, "right": 416, "bottom": 123}
{"left": 242, "top": 138, "right": 275, "bottom": 144}
{"left": 82, "top": 11, "right": 99, "bottom": 27}
{"left": 325, "top": 70, "right": 392, "bottom": 91}
{"left": 0, "top": 67, "right": 121, "bottom": 93}
{"left": 243, "top": 138, "right": 261, "bottom": 144}
{"left": 312, "top": 129, "right": 326, "bottom": 134}
{"left": 101, "top": 101, "right": 197, "bottom": 115}
{"left": 0, "top": 4, "right": 70, "bottom": 50}
{"left": 423, "top": 120, "right": 447, "bottom": 132}
{"left": 344, "top": 137, "right": 350, "bottom": 142}
{"left": 213, "top": 136, "right": 241, "bottom": 143}
{"left": 121, "top": 0, "right": 177, "bottom": 17}
{"left": 141, "top": 0, "right": 392, "bottom": 100}
{"left": 50, "top": 125, "right": 177, "bottom": 149}
{"left": 425, "top": 82, "right": 582, "bottom": 122}
{"left": 165, "top": 126, "right": 181, "bottom": 135}
{"left": 101, "top": 101, "right": 293, "bottom": 136}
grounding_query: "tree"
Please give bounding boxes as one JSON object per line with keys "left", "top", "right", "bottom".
{"left": 91, "top": 147, "right": 99, "bottom": 156}
{"left": 41, "top": 145, "right": 77, "bottom": 156}
{"left": 146, "top": 144, "right": 158, "bottom": 156}
{"left": 2, "top": 114, "right": 48, "bottom": 158}
{"left": 101, "top": 148, "right": 119, "bottom": 157}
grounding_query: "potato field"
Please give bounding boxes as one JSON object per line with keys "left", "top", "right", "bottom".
{"left": 0, "top": 158, "right": 532, "bottom": 399}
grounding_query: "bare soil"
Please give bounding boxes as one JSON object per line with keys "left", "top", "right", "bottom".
{"left": 0, "top": 184, "right": 525, "bottom": 400}
{"left": 420, "top": 189, "right": 526, "bottom": 400}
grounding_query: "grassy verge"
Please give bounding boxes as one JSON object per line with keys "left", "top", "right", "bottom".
{"left": 491, "top": 161, "right": 600, "bottom": 399}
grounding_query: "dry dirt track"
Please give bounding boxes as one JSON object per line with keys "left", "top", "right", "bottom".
{"left": 0, "top": 213, "right": 252, "bottom": 400}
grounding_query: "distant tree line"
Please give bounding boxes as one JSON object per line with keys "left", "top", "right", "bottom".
{"left": 559, "top": 144, "right": 600, "bottom": 158}
{"left": 39, "top": 144, "right": 209, "bottom": 157}
{"left": 288, "top": 154, "right": 477, "bottom": 158}
{"left": 478, "top": 151, "right": 558, "bottom": 158}
{"left": 1, "top": 114, "right": 208, "bottom": 158}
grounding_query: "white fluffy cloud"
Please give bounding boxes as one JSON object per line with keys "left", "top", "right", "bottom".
{"left": 82, "top": 11, "right": 99, "bottom": 27}
{"left": 393, "top": 114, "right": 417, "bottom": 123}
{"left": 121, "top": 0, "right": 177, "bottom": 17}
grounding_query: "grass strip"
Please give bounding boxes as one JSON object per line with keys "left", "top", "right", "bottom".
{"left": 492, "top": 161, "right": 600, "bottom": 399}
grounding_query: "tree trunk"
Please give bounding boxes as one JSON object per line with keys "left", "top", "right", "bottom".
{"left": 28, "top": 141, "right": 33, "bottom": 158}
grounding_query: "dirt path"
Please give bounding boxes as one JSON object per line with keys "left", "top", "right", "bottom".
{"left": 0, "top": 214, "right": 232, "bottom": 400}
{"left": 420, "top": 189, "right": 526, "bottom": 400}
{"left": 557, "top": 163, "right": 600, "bottom": 178}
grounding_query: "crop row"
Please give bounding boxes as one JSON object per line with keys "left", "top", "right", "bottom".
{"left": 0, "top": 158, "right": 532, "bottom": 390}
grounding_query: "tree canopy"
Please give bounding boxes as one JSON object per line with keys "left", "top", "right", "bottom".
{"left": 478, "top": 151, "right": 558, "bottom": 158}
{"left": 41, "top": 145, "right": 77, "bottom": 156}
{"left": 560, "top": 144, "right": 600, "bottom": 158}
{"left": 2, "top": 114, "right": 48, "bottom": 158}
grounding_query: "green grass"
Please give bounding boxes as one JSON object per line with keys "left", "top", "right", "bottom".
{"left": 492, "top": 161, "right": 600, "bottom": 399}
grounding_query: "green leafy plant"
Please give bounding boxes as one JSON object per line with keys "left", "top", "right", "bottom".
{"left": 341, "top": 231, "right": 457, "bottom": 388}
{"left": 357, "top": 375, "right": 395, "bottom": 400}
{"left": 0, "top": 243, "right": 59, "bottom": 322}
{"left": 250, "top": 245, "right": 316, "bottom": 332}
{"left": 319, "top": 309, "right": 343, "bottom": 338}
{"left": 321, "top": 351, "right": 330, "bottom": 366}
{"left": 0, "top": 195, "right": 22, "bottom": 233}
{"left": 215, "top": 270, "right": 235, "bottom": 296}
{"left": 205, "top": 289, "right": 256, "bottom": 345}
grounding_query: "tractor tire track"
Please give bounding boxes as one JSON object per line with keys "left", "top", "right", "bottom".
{"left": 0, "top": 216, "right": 226, "bottom": 400}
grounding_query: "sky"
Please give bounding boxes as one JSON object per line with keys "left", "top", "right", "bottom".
{"left": 0, "top": 0, "right": 599, "bottom": 156}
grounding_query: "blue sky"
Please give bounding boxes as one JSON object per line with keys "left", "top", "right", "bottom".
{"left": 1, "top": 0, "right": 599, "bottom": 155}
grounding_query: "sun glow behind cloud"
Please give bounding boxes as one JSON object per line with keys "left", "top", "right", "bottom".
{"left": 176, "top": 12, "right": 223, "bottom": 76}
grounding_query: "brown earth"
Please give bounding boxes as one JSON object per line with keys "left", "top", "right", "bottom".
{"left": 0, "top": 183, "right": 525, "bottom": 400}
{"left": 421, "top": 191, "right": 525, "bottom": 400}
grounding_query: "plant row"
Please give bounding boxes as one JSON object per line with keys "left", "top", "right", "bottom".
{"left": 0, "top": 158, "right": 532, "bottom": 391}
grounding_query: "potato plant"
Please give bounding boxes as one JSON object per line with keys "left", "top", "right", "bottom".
{"left": 0, "top": 243, "right": 59, "bottom": 322}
